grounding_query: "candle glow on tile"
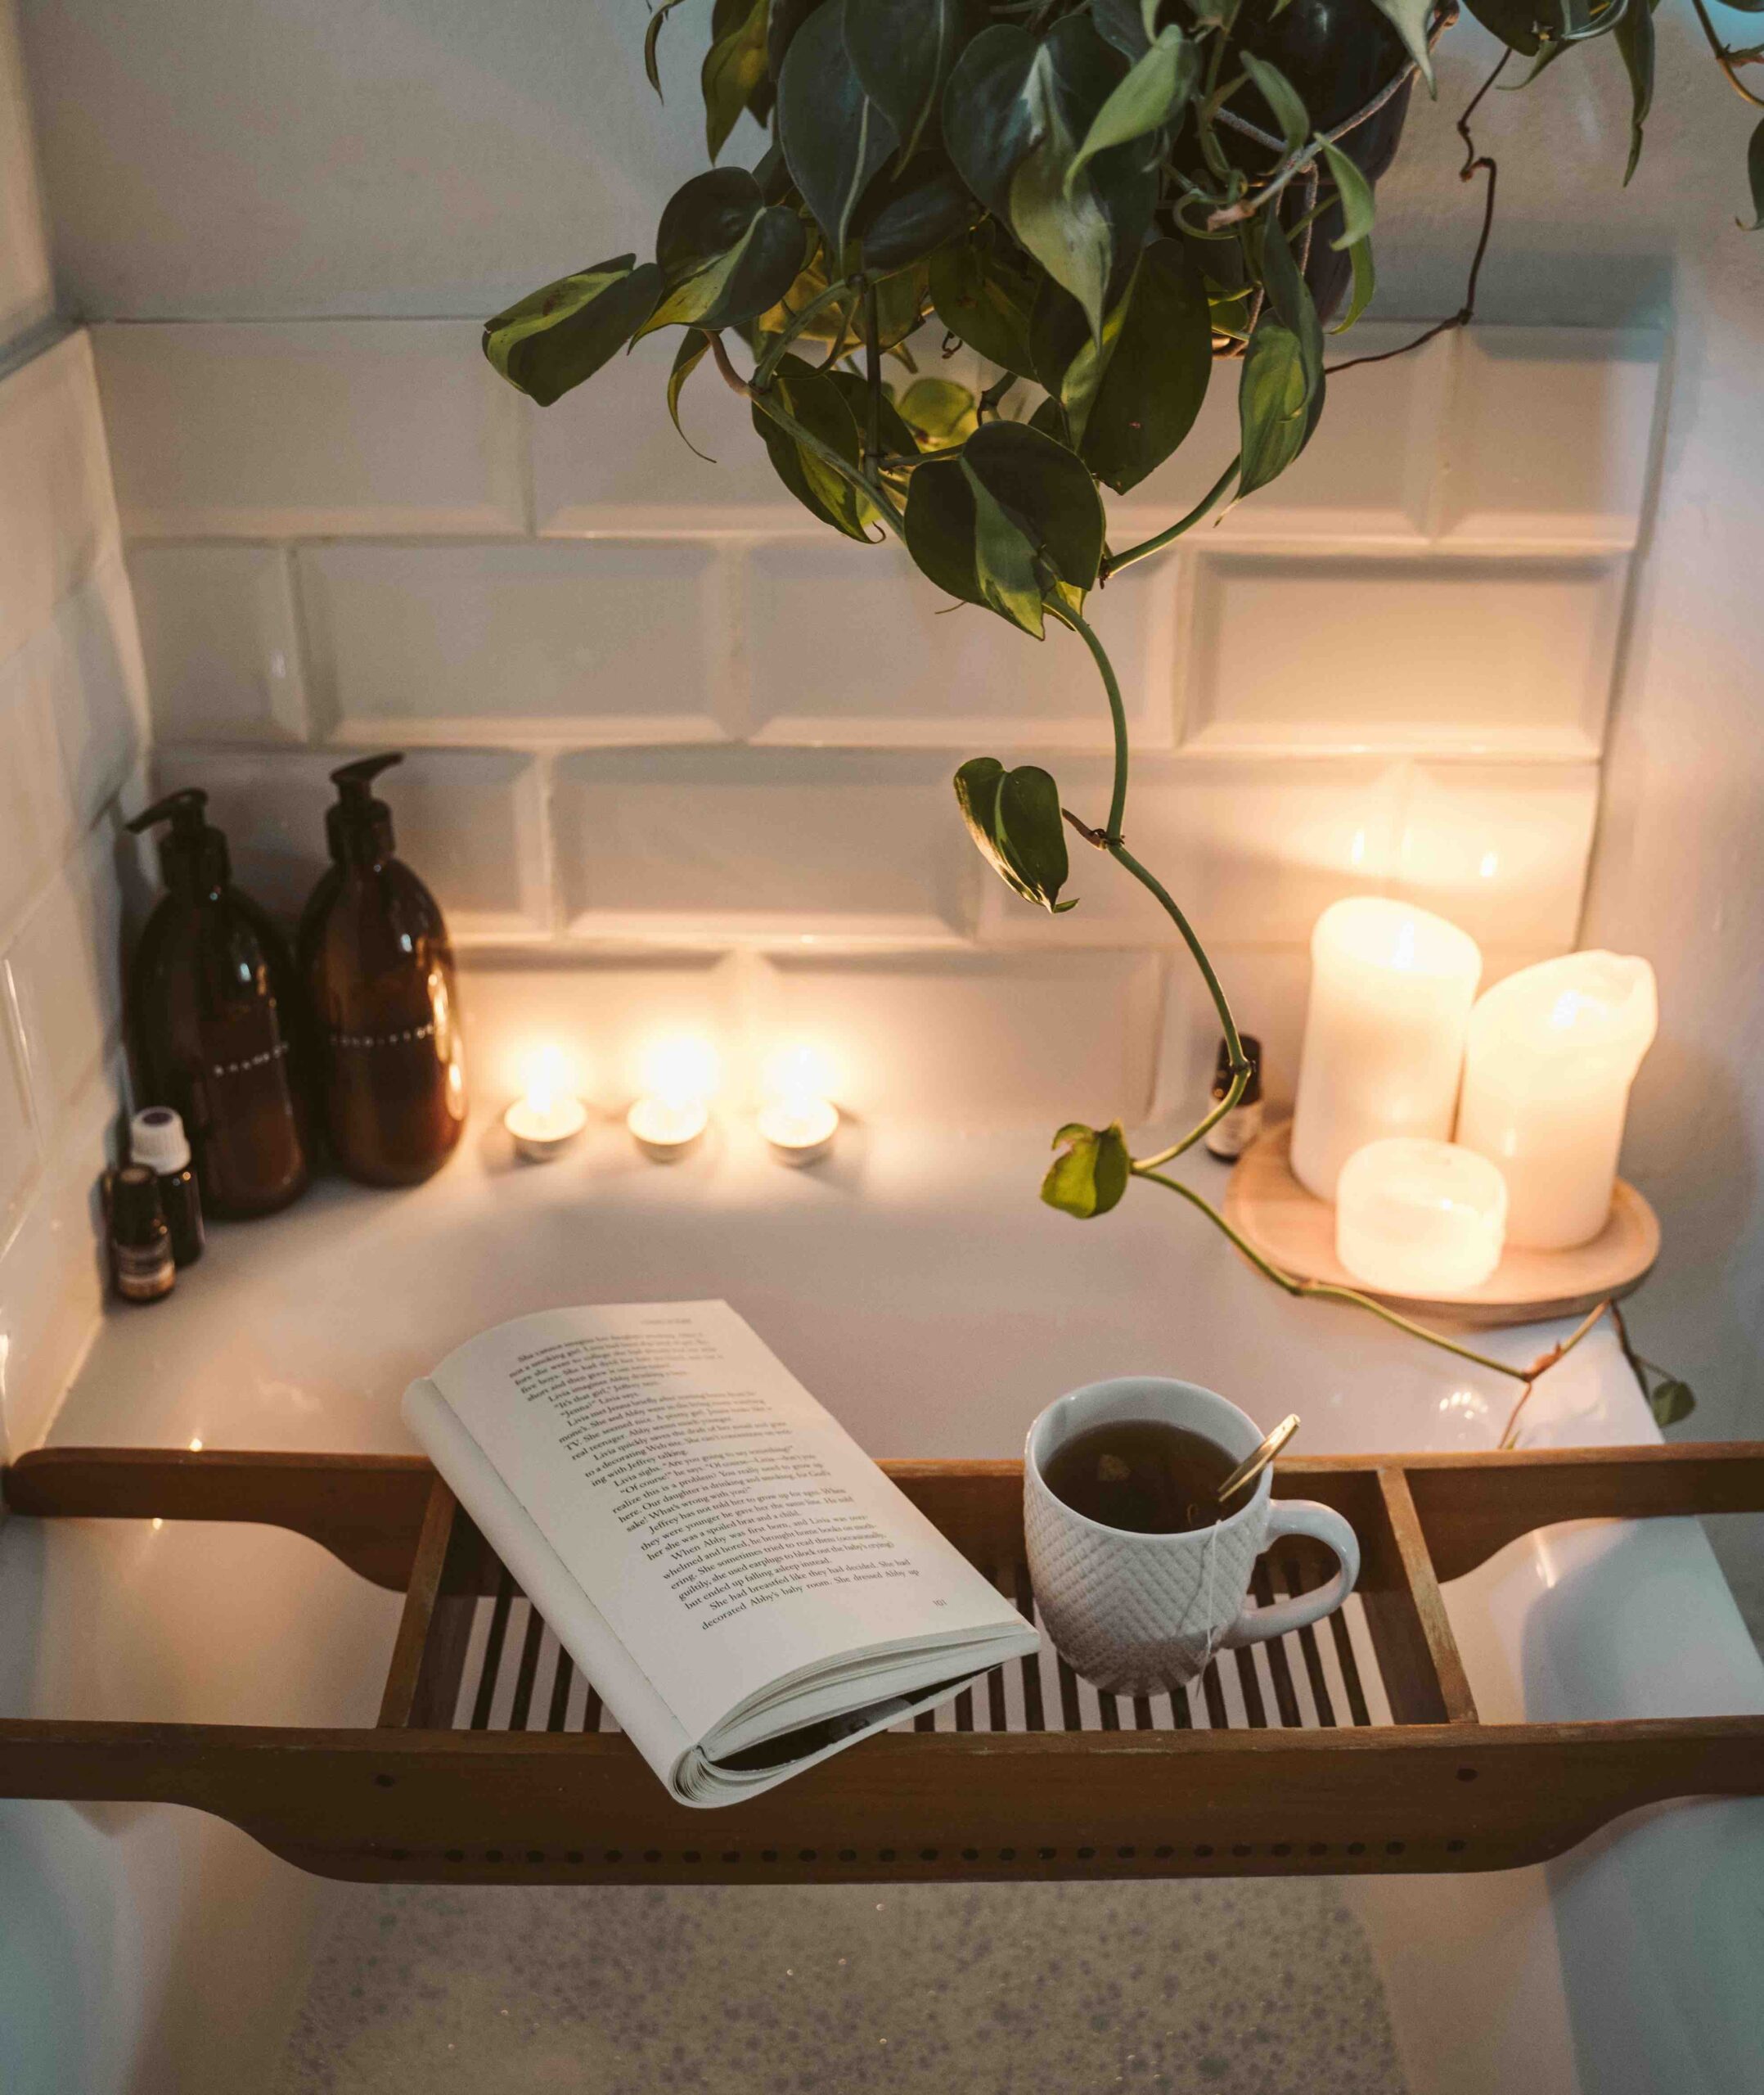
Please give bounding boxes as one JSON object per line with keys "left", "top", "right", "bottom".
{"left": 757, "top": 1045, "right": 839, "bottom": 1165}
{"left": 1335, "top": 1138, "right": 1508, "bottom": 1294}
{"left": 628, "top": 1034, "right": 718, "bottom": 1160}
{"left": 1455, "top": 952, "right": 1658, "bottom": 1250}
{"left": 503, "top": 1044, "right": 588, "bottom": 1161}
{"left": 1290, "top": 897, "right": 1483, "bottom": 1203}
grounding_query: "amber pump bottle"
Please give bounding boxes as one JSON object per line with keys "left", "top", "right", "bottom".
{"left": 298, "top": 754, "right": 467, "bottom": 1186}
{"left": 126, "top": 790, "right": 316, "bottom": 1218}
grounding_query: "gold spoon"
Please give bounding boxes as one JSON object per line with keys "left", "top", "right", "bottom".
{"left": 1217, "top": 1412, "right": 1301, "bottom": 1512}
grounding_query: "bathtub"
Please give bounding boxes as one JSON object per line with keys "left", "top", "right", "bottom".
{"left": 2, "top": 1113, "right": 1760, "bottom": 2093}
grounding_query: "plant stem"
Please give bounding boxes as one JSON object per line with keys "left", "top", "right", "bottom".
{"left": 753, "top": 279, "right": 859, "bottom": 387}
{"left": 1050, "top": 597, "right": 1131, "bottom": 840}
{"left": 863, "top": 283, "right": 882, "bottom": 462}
{"left": 1102, "top": 456, "right": 1240, "bottom": 579}
{"left": 1688, "top": 0, "right": 1764, "bottom": 108}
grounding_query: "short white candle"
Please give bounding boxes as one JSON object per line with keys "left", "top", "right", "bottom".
{"left": 1336, "top": 1138, "right": 1508, "bottom": 1294}
{"left": 628, "top": 1035, "right": 718, "bottom": 1162}
{"left": 1455, "top": 952, "right": 1657, "bottom": 1250}
{"left": 503, "top": 1047, "right": 587, "bottom": 1162}
{"left": 755, "top": 1046, "right": 839, "bottom": 1165}
{"left": 1290, "top": 898, "right": 1483, "bottom": 1202}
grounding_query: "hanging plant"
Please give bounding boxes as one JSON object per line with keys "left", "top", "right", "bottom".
{"left": 482, "top": 0, "right": 1724, "bottom": 1421}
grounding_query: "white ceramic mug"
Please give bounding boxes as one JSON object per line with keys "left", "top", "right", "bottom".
{"left": 1024, "top": 1376, "right": 1361, "bottom": 1697}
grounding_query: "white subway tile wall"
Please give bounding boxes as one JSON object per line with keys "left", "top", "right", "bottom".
{"left": 0, "top": 327, "right": 149, "bottom": 1455}
{"left": 90, "top": 317, "right": 1662, "bottom": 1156}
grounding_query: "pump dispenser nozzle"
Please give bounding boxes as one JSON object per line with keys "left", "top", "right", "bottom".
{"left": 326, "top": 752, "right": 403, "bottom": 862}
{"left": 127, "top": 788, "right": 231, "bottom": 890}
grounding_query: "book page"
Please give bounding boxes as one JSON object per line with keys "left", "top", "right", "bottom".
{"left": 429, "top": 1300, "right": 1024, "bottom": 1746}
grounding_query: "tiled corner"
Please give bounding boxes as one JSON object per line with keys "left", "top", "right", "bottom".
{"left": 0, "top": 330, "right": 119, "bottom": 655}
{"left": 743, "top": 541, "right": 1170, "bottom": 750}
{"left": 458, "top": 951, "right": 744, "bottom": 1111}
{"left": 1179, "top": 551, "right": 1624, "bottom": 758}
{"left": 128, "top": 543, "right": 307, "bottom": 742}
{"left": 298, "top": 540, "right": 734, "bottom": 745}
{"left": 754, "top": 948, "right": 1164, "bottom": 1129}
{"left": 1114, "top": 324, "right": 1451, "bottom": 544}
{"left": 0, "top": 612, "right": 79, "bottom": 942}
{"left": 1439, "top": 328, "right": 1663, "bottom": 547}
{"left": 1393, "top": 760, "right": 1599, "bottom": 949}
{"left": 150, "top": 746, "right": 551, "bottom": 939}
{"left": 976, "top": 755, "right": 1406, "bottom": 950}
{"left": 0, "top": 974, "right": 40, "bottom": 1241}
{"left": 92, "top": 320, "right": 527, "bottom": 538}
{"left": 47, "top": 552, "right": 152, "bottom": 825}
{"left": 553, "top": 747, "right": 979, "bottom": 944}
{"left": 3, "top": 821, "right": 129, "bottom": 1133}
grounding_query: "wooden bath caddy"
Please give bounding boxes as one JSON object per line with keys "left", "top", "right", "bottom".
{"left": 2, "top": 1443, "right": 1760, "bottom": 1885}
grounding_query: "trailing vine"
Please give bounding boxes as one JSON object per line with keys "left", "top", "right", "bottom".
{"left": 480, "top": 0, "right": 1726, "bottom": 1423}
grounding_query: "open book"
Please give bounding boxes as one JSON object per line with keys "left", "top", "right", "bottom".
{"left": 402, "top": 1301, "right": 1038, "bottom": 1806}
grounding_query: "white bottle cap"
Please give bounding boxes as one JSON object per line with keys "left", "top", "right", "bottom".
{"left": 131, "top": 1106, "right": 191, "bottom": 1174}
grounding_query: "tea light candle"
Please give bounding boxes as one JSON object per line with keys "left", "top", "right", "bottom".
{"left": 1336, "top": 1138, "right": 1508, "bottom": 1294}
{"left": 1290, "top": 898, "right": 1483, "bottom": 1203}
{"left": 627, "top": 1035, "right": 718, "bottom": 1162}
{"left": 757, "top": 1046, "right": 839, "bottom": 1165}
{"left": 1455, "top": 952, "right": 1658, "bottom": 1250}
{"left": 503, "top": 1047, "right": 587, "bottom": 1162}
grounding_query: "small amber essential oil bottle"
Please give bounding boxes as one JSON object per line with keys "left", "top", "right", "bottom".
{"left": 109, "top": 1164, "right": 176, "bottom": 1304}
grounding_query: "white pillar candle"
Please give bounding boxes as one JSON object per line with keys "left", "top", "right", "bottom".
{"left": 1290, "top": 898, "right": 1483, "bottom": 1202}
{"left": 1336, "top": 1138, "right": 1508, "bottom": 1294}
{"left": 1455, "top": 952, "right": 1657, "bottom": 1250}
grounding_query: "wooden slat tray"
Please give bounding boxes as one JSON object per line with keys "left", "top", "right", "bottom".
{"left": 2, "top": 1444, "right": 1761, "bottom": 1884}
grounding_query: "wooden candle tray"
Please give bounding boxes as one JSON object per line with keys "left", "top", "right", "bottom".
{"left": 2, "top": 1444, "right": 1761, "bottom": 1885}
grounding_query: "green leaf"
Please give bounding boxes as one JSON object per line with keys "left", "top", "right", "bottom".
{"left": 826, "top": 367, "right": 920, "bottom": 460}
{"left": 703, "top": 0, "right": 772, "bottom": 160}
{"left": 483, "top": 256, "right": 662, "bottom": 408}
{"left": 942, "top": 25, "right": 1042, "bottom": 217}
{"left": 1011, "top": 121, "right": 1113, "bottom": 344}
{"left": 1240, "top": 52, "right": 1307, "bottom": 154}
{"left": 1066, "top": 27, "right": 1196, "bottom": 194}
{"left": 953, "top": 758, "right": 1075, "bottom": 912}
{"left": 852, "top": 155, "right": 978, "bottom": 273}
{"left": 1328, "top": 232, "right": 1376, "bottom": 335}
{"left": 928, "top": 230, "right": 1038, "bottom": 372}
{"left": 767, "top": 0, "right": 826, "bottom": 83}
{"left": 1462, "top": 0, "right": 1544, "bottom": 52}
{"left": 1042, "top": 1121, "right": 1132, "bottom": 1218}
{"left": 1091, "top": 0, "right": 1152, "bottom": 60}
{"left": 665, "top": 331, "right": 716, "bottom": 460}
{"left": 1029, "top": 272, "right": 1127, "bottom": 441}
{"left": 845, "top": 0, "right": 984, "bottom": 164}
{"left": 1363, "top": 0, "right": 1435, "bottom": 92}
{"left": 1257, "top": 213, "right": 1323, "bottom": 395}
{"left": 777, "top": 0, "right": 898, "bottom": 255}
{"left": 1080, "top": 238, "right": 1212, "bottom": 493}
{"left": 751, "top": 353, "right": 877, "bottom": 538}
{"left": 644, "top": 0, "right": 695, "bottom": 94}
{"left": 1318, "top": 137, "right": 1375, "bottom": 250}
{"left": 1613, "top": 0, "right": 1654, "bottom": 187}
{"left": 903, "top": 421, "right": 1104, "bottom": 621}
{"left": 962, "top": 464, "right": 1046, "bottom": 633}
{"left": 896, "top": 376, "right": 977, "bottom": 450}
{"left": 1742, "top": 117, "right": 1764, "bottom": 229}
{"left": 1647, "top": 1376, "right": 1695, "bottom": 1429}
{"left": 1237, "top": 318, "right": 1312, "bottom": 497}
{"left": 641, "top": 169, "right": 809, "bottom": 336}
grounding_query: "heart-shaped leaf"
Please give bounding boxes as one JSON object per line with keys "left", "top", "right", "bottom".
{"left": 826, "top": 368, "right": 920, "bottom": 462}
{"left": 1647, "top": 1376, "right": 1696, "bottom": 1427}
{"left": 954, "top": 758, "right": 1076, "bottom": 912}
{"left": 752, "top": 353, "right": 878, "bottom": 538}
{"left": 483, "top": 256, "right": 663, "bottom": 407}
{"left": 845, "top": 0, "right": 986, "bottom": 164}
{"left": 853, "top": 153, "right": 979, "bottom": 272}
{"left": 905, "top": 418, "right": 1104, "bottom": 621}
{"left": 703, "top": 0, "right": 772, "bottom": 160}
{"left": 1011, "top": 107, "right": 1114, "bottom": 342}
{"left": 641, "top": 169, "right": 811, "bottom": 336}
{"left": 895, "top": 376, "right": 977, "bottom": 450}
{"left": 1091, "top": 0, "right": 1152, "bottom": 60}
{"left": 665, "top": 330, "right": 717, "bottom": 460}
{"left": 778, "top": 0, "right": 898, "bottom": 256}
{"left": 962, "top": 462, "right": 1046, "bottom": 633}
{"left": 1237, "top": 317, "right": 1312, "bottom": 497}
{"left": 942, "top": 25, "right": 1042, "bottom": 217}
{"left": 1065, "top": 25, "right": 1196, "bottom": 194}
{"left": 1042, "top": 1120, "right": 1132, "bottom": 1217}
{"left": 1080, "top": 238, "right": 1212, "bottom": 492}
{"left": 928, "top": 228, "right": 1038, "bottom": 372}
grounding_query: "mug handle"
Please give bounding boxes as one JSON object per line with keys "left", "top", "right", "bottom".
{"left": 1219, "top": 1500, "right": 1361, "bottom": 1649}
